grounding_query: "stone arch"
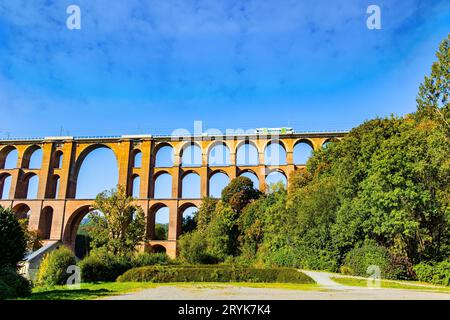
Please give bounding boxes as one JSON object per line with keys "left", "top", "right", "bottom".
{"left": 12, "top": 203, "right": 31, "bottom": 221}
{"left": 0, "top": 173, "right": 12, "bottom": 200}
{"left": 39, "top": 206, "right": 54, "bottom": 239}
{"left": 239, "top": 170, "right": 260, "bottom": 190}
{"left": 53, "top": 150, "right": 64, "bottom": 169}
{"left": 48, "top": 174, "right": 60, "bottom": 199}
{"left": 181, "top": 171, "right": 200, "bottom": 199}
{"left": 293, "top": 139, "right": 314, "bottom": 165}
{"left": 236, "top": 140, "right": 259, "bottom": 166}
{"left": 207, "top": 141, "right": 231, "bottom": 166}
{"left": 0, "top": 146, "right": 18, "bottom": 169}
{"left": 63, "top": 204, "right": 94, "bottom": 256}
{"left": 149, "top": 203, "right": 170, "bottom": 240}
{"left": 208, "top": 171, "right": 230, "bottom": 198}
{"left": 71, "top": 144, "right": 118, "bottom": 199}
{"left": 131, "top": 149, "right": 142, "bottom": 168}
{"left": 22, "top": 145, "right": 43, "bottom": 169}
{"left": 265, "top": 169, "right": 287, "bottom": 190}
{"left": 154, "top": 143, "right": 174, "bottom": 167}
{"left": 151, "top": 244, "right": 167, "bottom": 254}
{"left": 322, "top": 137, "right": 340, "bottom": 149}
{"left": 264, "top": 140, "right": 287, "bottom": 166}
{"left": 22, "top": 173, "right": 39, "bottom": 199}
{"left": 179, "top": 203, "right": 198, "bottom": 235}
{"left": 180, "top": 142, "right": 202, "bottom": 167}
{"left": 153, "top": 172, "right": 172, "bottom": 199}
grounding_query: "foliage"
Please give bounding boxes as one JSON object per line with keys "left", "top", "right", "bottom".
{"left": 87, "top": 185, "right": 146, "bottom": 256}
{"left": 117, "top": 265, "right": 314, "bottom": 284}
{"left": 18, "top": 219, "right": 42, "bottom": 252}
{"left": 78, "top": 249, "right": 171, "bottom": 282}
{"left": 196, "top": 197, "right": 218, "bottom": 232}
{"left": 0, "top": 267, "right": 32, "bottom": 300}
{"left": 221, "top": 176, "right": 261, "bottom": 212}
{"left": 131, "top": 253, "right": 171, "bottom": 268}
{"left": 177, "top": 231, "right": 218, "bottom": 264}
{"left": 154, "top": 223, "right": 168, "bottom": 240}
{"left": 413, "top": 261, "right": 450, "bottom": 286}
{"left": 35, "top": 246, "right": 77, "bottom": 287}
{"left": 0, "top": 206, "right": 27, "bottom": 269}
{"left": 78, "top": 248, "right": 132, "bottom": 282}
{"left": 343, "top": 242, "right": 406, "bottom": 280}
{"left": 415, "top": 34, "right": 450, "bottom": 129}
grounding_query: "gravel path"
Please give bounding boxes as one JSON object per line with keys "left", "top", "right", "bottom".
{"left": 104, "top": 271, "right": 450, "bottom": 300}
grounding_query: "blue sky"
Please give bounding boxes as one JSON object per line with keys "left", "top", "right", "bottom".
{"left": 1, "top": 1, "right": 449, "bottom": 202}
{"left": 0, "top": 0, "right": 449, "bottom": 138}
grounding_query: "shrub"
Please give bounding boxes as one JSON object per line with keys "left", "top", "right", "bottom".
{"left": 339, "top": 266, "right": 354, "bottom": 275}
{"left": 35, "top": 246, "right": 77, "bottom": 287}
{"left": 117, "top": 265, "right": 314, "bottom": 284}
{"left": 0, "top": 206, "right": 27, "bottom": 269}
{"left": 414, "top": 261, "right": 450, "bottom": 286}
{"left": 0, "top": 267, "right": 32, "bottom": 300}
{"left": 78, "top": 249, "right": 131, "bottom": 282}
{"left": 131, "top": 253, "right": 171, "bottom": 268}
{"left": 344, "top": 242, "right": 399, "bottom": 279}
{"left": 178, "top": 231, "right": 219, "bottom": 264}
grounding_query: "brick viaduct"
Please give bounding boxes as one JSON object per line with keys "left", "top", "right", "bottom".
{"left": 0, "top": 131, "right": 345, "bottom": 258}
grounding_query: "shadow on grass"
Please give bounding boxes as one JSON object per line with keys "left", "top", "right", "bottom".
{"left": 28, "top": 288, "right": 112, "bottom": 300}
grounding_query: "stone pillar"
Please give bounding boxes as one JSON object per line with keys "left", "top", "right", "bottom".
{"left": 258, "top": 166, "right": 267, "bottom": 192}
{"left": 139, "top": 140, "right": 152, "bottom": 199}
{"left": 167, "top": 201, "right": 179, "bottom": 241}
{"left": 8, "top": 169, "right": 20, "bottom": 199}
{"left": 37, "top": 142, "right": 54, "bottom": 199}
{"left": 200, "top": 167, "right": 208, "bottom": 197}
{"left": 59, "top": 141, "right": 75, "bottom": 199}
{"left": 117, "top": 140, "right": 132, "bottom": 190}
{"left": 172, "top": 154, "right": 181, "bottom": 199}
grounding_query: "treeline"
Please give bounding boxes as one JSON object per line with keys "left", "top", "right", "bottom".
{"left": 178, "top": 35, "right": 450, "bottom": 282}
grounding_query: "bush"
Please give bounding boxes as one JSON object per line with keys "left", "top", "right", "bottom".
{"left": 0, "top": 206, "right": 27, "bottom": 269}
{"left": 343, "top": 242, "right": 401, "bottom": 279}
{"left": 78, "top": 249, "right": 131, "bottom": 282}
{"left": 0, "top": 268, "right": 32, "bottom": 300}
{"left": 35, "top": 246, "right": 77, "bottom": 287}
{"left": 339, "top": 266, "right": 354, "bottom": 275}
{"left": 178, "top": 231, "right": 219, "bottom": 264}
{"left": 117, "top": 265, "right": 314, "bottom": 284}
{"left": 131, "top": 253, "right": 171, "bottom": 268}
{"left": 414, "top": 261, "right": 450, "bottom": 286}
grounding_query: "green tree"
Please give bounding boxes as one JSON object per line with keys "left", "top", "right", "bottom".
{"left": 88, "top": 185, "right": 146, "bottom": 256}
{"left": 416, "top": 34, "right": 450, "bottom": 129}
{"left": 221, "top": 176, "right": 261, "bottom": 213}
{"left": 0, "top": 206, "right": 27, "bottom": 269}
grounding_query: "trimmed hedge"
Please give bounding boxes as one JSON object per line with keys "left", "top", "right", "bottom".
{"left": 78, "top": 250, "right": 131, "bottom": 282}
{"left": 131, "top": 253, "right": 171, "bottom": 268}
{"left": 414, "top": 261, "right": 450, "bottom": 286}
{"left": 117, "top": 265, "right": 314, "bottom": 284}
{"left": 79, "top": 251, "right": 172, "bottom": 282}
{"left": 0, "top": 268, "right": 32, "bottom": 300}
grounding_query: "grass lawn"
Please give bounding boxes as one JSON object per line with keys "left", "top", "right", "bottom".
{"left": 22, "top": 282, "right": 322, "bottom": 300}
{"left": 331, "top": 276, "right": 450, "bottom": 293}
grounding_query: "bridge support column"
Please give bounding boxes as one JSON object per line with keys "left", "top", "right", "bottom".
{"left": 37, "top": 142, "right": 53, "bottom": 199}
{"left": 117, "top": 140, "right": 132, "bottom": 190}
{"left": 168, "top": 201, "right": 179, "bottom": 241}
{"left": 139, "top": 140, "right": 152, "bottom": 199}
